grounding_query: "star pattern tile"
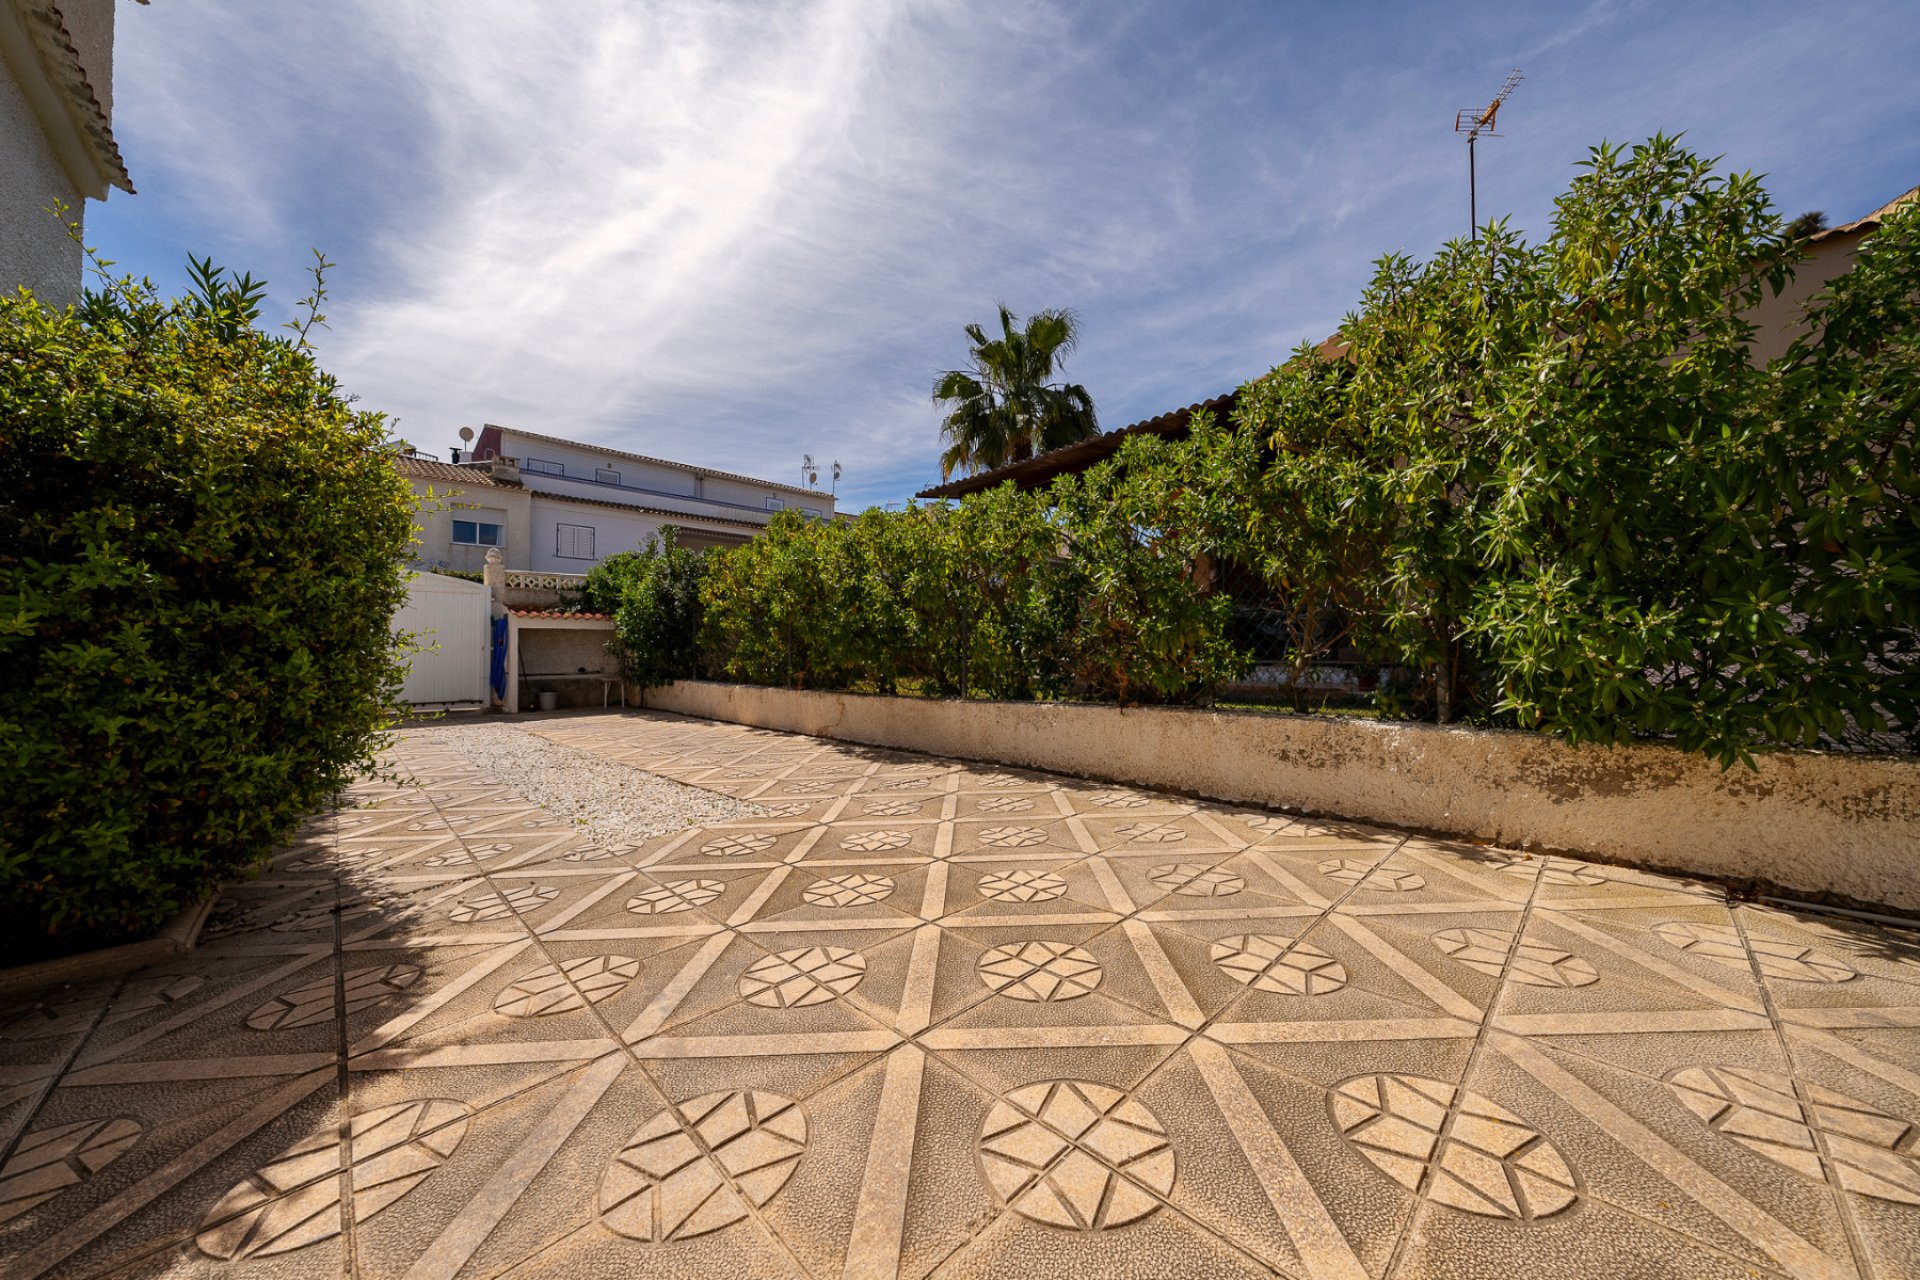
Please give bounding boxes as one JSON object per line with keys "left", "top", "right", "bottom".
{"left": 2, "top": 708, "right": 1917, "bottom": 1280}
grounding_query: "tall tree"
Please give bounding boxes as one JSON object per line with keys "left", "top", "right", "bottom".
{"left": 933, "top": 305, "right": 1098, "bottom": 479}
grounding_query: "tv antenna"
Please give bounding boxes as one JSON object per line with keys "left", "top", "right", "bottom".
{"left": 1455, "top": 68, "right": 1523, "bottom": 240}
{"left": 830, "top": 461, "right": 841, "bottom": 496}
{"left": 801, "top": 454, "right": 818, "bottom": 489}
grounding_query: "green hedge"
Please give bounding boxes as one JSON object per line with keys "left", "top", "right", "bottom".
{"left": 693, "top": 471, "right": 1247, "bottom": 704}
{"left": 0, "top": 265, "right": 416, "bottom": 944}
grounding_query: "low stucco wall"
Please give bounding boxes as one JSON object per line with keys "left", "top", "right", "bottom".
{"left": 641, "top": 680, "right": 1920, "bottom": 912}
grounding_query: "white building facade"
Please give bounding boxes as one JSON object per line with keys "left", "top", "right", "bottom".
{"left": 400, "top": 424, "right": 836, "bottom": 575}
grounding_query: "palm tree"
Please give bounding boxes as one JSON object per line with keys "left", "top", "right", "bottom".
{"left": 933, "top": 305, "right": 1098, "bottom": 479}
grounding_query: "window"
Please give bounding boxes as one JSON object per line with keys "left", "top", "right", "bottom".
{"left": 594, "top": 467, "right": 621, "bottom": 484}
{"left": 556, "top": 523, "right": 596, "bottom": 559}
{"left": 765, "top": 497, "right": 785, "bottom": 511}
{"left": 524, "top": 458, "right": 565, "bottom": 475}
{"left": 451, "top": 520, "right": 503, "bottom": 547}
{"left": 801, "top": 507, "right": 824, "bottom": 521}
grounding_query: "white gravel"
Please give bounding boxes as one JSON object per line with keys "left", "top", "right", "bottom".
{"left": 406, "top": 723, "right": 765, "bottom": 846}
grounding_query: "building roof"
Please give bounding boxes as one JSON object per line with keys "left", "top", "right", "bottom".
{"left": 393, "top": 452, "right": 517, "bottom": 487}
{"left": 1807, "top": 182, "right": 1919, "bottom": 245}
{"left": 508, "top": 609, "right": 612, "bottom": 621}
{"left": 0, "top": 0, "right": 132, "bottom": 197}
{"left": 480, "top": 424, "right": 825, "bottom": 500}
{"left": 916, "top": 392, "right": 1239, "bottom": 499}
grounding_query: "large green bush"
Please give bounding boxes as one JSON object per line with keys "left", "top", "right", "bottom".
{"left": 0, "top": 263, "right": 416, "bottom": 944}
{"left": 1219, "top": 136, "right": 1917, "bottom": 761}
{"left": 582, "top": 530, "right": 712, "bottom": 689}
{"left": 693, "top": 480, "right": 1246, "bottom": 703}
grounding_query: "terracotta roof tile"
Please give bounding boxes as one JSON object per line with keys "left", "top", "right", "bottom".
{"left": 507, "top": 609, "right": 613, "bottom": 621}
{"left": 393, "top": 453, "right": 514, "bottom": 486}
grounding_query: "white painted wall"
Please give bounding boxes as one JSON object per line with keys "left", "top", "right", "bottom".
{"left": 644, "top": 681, "right": 1920, "bottom": 912}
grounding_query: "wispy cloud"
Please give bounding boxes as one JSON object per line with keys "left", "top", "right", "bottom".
{"left": 94, "top": 0, "right": 1920, "bottom": 508}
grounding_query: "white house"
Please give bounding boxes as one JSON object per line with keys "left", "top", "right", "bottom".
{"left": 0, "top": 0, "right": 130, "bottom": 305}
{"left": 398, "top": 424, "right": 836, "bottom": 575}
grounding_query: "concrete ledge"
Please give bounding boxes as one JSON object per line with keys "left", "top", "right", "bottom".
{"left": 641, "top": 680, "right": 1920, "bottom": 913}
{"left": 0, "top": 897, "right": 216, "bottom": 1000}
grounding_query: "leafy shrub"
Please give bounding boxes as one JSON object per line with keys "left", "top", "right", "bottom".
{"left": 1225, "top": 136, "right": 1918, "bottom": 761}
{"left": 584, "top": 531, "right": 712, "bottom": 689}
{"left": 696, "top": 475, "right": 1245, "bottom": 703}
{"left": 0, "top": 262, "right": 415, "bottom": 944}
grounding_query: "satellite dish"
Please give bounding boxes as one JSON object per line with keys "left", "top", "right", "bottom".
{"left": 458, "top": 426, "right": 474, "bottom": 443}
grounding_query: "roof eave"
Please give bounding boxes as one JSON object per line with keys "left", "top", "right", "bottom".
{"left": 0, "top": 2, "right": 133, "bottom": 199}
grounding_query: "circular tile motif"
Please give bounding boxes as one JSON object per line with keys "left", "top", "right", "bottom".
{"left": 1653, "top": 921, "right": 1857, "bottom": 983}
{"left": 1497, "top": 858, "right": 1607, "bottom": 886}
{"left": 421, "top": 841, "right": 515, "bottom": 869}
{"left": 840, "top": 829, "right": 912, "bottom": 852}
{"left": 495, "top": 956, "right": 641, "bottom": 1017}
{"left": 1319, "top": 859, "right": 1425, "bottom": 892}
{"left": 2, "top": 974, "right": 205, "bottom": 1039}
{"left": 978, "top": 869, "right": 1069, "bottom": 903}
{"left": 1242, "top": 815, "right": 1292, "bottom": 833}
{"left": 0, "top": 1118, "right": 143, "bottom": 1225}
{"left": 1117, "top": 822, "right": 1187, "bottom": 844}
{"left": 198, "top": 1099, "right": 469, "bottom": 1259}
{"left": 1211, "top": 935, "right": 1348, "bottom": 995}
{"left": 756, "top": 802, "right": 814, "bottom": 818}
{"left": 862, "top": 800, "right": 923, "bottom": 817}
{"left": 978, "top": 826, "right": 1048, "bottom": 848}
{"left": 700, "top": 834, "right": 776, "bottom": 858}
{"left": 739, "top": 947, "right": 867, "bottom": 1008}
{"left": 600, "top": 1091, "right": 807, "bottom": 1241}
{"left": 978, "top": 1081, "right": 1175, "bottom": 1230}
{"left": 447, "top": 884, "right": 559, "bottom": 923}
{"left": 1148, "top": 863, "right": 1244, "bottom": 897}
{"left": 1331, "top": 1074, "right": 1577, "bottom": 1220}
{"left": 1432, "top": 928, "right": 1599, "bottom": 988}
{"left": 1087, "top": 791, "right": 1149, "bottom": 809}
{"left": 1667, "top": 1065, "right": 1920, "bottom": 1204}
{"left": 975, "top": 773, "right": 1026, "bottom": 788}
{"left": 627, "top": 879, "right": 726, "bottom": 915}
{"left": 977, "top": 942, "right": 1104, "bottom": 1002}
{"left": 563, "top": 845, "right": 626, "bottom": 862}
{"left": 248, "top": 964, "right": 423, "bottom": 1031}
{"left": 804, "top": 874, "right": 896, "bottom": 908}
{"left": 977, "top": 795, "right": 1035, "bottom": 813}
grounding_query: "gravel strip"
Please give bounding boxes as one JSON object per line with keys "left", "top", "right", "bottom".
{"left": 405, "top": 723, "right": 764, "bottom": 846}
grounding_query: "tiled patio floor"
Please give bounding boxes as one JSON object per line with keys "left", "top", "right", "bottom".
{"left": 4, "top": 710, "right": 1920, "bottom": 1280}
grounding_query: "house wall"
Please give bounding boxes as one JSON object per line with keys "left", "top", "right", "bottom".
{"left": 641, "top": 681, "right": 1920, "bottom": 913}
{"left": 1744, "top": 231, "right": 1868, "bottom": 365}
{"left": 0, "top": 39, "right": 86, "bottom": 304}
{"left": 526, "top": 494, "right": 674, "bottom": 572}
{"left": 406, "top": 477, "right": 531, "bottom": 574}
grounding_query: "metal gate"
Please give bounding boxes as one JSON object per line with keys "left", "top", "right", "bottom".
{"left": 395, "top": 571, "right": 491, "bottom": 705}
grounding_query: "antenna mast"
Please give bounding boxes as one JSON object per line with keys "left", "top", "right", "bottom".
{"left": 1455, "top": 69, "right": 1523, "bottom": 240}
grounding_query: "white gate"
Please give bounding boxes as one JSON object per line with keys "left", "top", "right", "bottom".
{"left": 395, "top": 571, "right": 490, "bottom": 705}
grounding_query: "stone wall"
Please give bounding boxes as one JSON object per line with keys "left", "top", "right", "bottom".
{"left": 640, "top": 680, "right": 1920, "bottom": 912}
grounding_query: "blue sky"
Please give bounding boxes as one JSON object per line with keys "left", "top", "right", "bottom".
{"left": 88, "top": 0, "right": 1920, "bottom": 511}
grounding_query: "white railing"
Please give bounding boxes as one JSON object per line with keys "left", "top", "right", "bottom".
{"left": 502, "top": 570, "right": 588, "bottom": 590}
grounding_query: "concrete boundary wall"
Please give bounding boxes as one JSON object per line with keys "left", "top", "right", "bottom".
{"left": 641, "top": 680, "right": 1920, "bottom": 913}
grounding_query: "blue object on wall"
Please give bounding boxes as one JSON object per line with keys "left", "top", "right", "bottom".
{"left": 490, "top": 614, "right": 508, "bottom": 699}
